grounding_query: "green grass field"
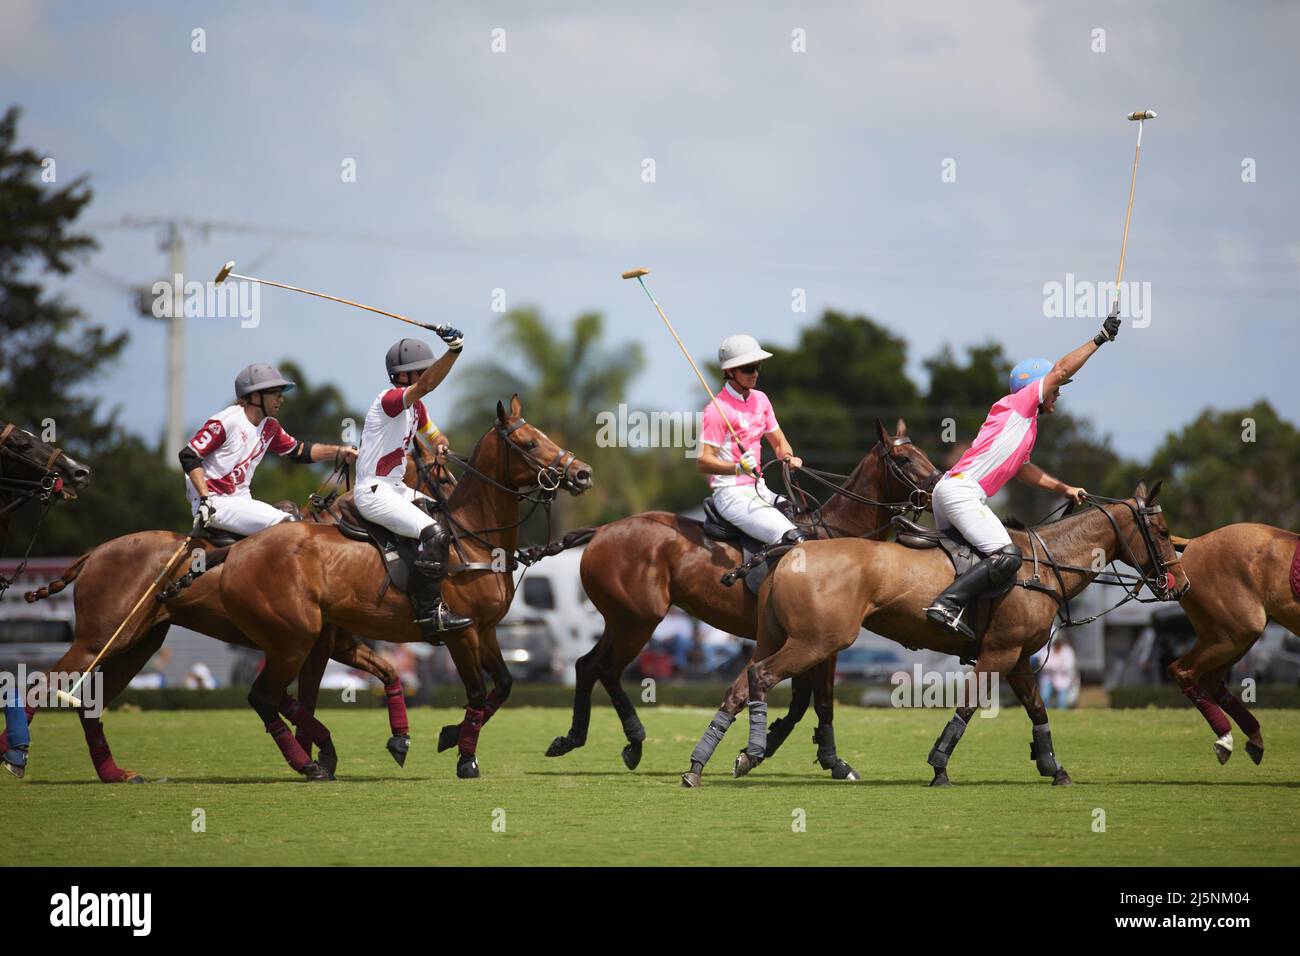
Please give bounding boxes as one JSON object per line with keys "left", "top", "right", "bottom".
{"left": 5, "top": 706, "right": 1298, "bottom": 866}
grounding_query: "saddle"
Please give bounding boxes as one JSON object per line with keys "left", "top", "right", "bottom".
{"left": 201, "top": 500, "right": 303, "bottom": 547}
{"left": 701, "top": 498, "right": 790, "bottom": 596}
{"left": 891, "top": 515, "right": 1017, "bottom": 664}
{"left": 333, "top": 496, "right": 421, "bottom": 598}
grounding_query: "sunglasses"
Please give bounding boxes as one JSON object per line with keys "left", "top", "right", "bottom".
{"left": 736, "top": 364, "right": 762, "bottom": 375}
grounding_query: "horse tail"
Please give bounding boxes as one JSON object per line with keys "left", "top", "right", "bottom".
{"left": 24, "top": 552, "right": 91, "bottom": 603}
{"left": 516, "top": 525, "right": 602, "bottom": 566}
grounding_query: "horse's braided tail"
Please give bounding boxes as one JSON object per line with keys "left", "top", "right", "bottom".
{"left": 24, "top": 552, "right": 91, "bottom": 603}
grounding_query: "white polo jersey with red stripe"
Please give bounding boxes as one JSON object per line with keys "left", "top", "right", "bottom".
{"left": 946, "top": 377, "right": 1045, "bottom": 497}
{"left": 184, "top": 404, "right": 298, "bottom": 504}
{"left": 356, "top": 387, "right": 432, "bottom": 485}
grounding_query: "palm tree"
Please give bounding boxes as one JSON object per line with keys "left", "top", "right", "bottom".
{"left": 447, "top": 307, "right": 646, "bottom": 531}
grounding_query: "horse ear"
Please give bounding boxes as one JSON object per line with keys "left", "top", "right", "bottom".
{"left": 895, "top": 417, "right": 907, "bottom": 438}
{"left": 875, "top": 419, "right": 889, "bottom": 445}
{"left": 510, "top": 394, "right": 523, "bottom": 418}
{"left": 1148, "top": 479, "right": 1163, "bottom": 503}
{"left": 1134, "top": 478, "right": 1148, "bottom": 502}
{"left": 496, "top": 400, "right": 507, "bottom": 423}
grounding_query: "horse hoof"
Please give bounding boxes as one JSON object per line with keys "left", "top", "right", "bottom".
{"left": 830, "top": 759, "right": 859, "bottom": 781}
{"left": 1214, "top": 733, "right": 1233, "bottom": 765}
{"left": 318, "top": 743, "right": 339, "bottom": 780}
{"left": 437, "top": 724, "right": 460, "bottom": 753}
{"left": 622, "top": 740, "right": 643, "bottom": 771}
{"left": 386, "top": 734, "right": 411, "bottom": 768}
{"left": 1052, "top": 769, "right": 1073, "bottom": 787}
{"left": 302, "top": 761, "right": 332, "bottom": 782}
{"left": 680, "top": 770, "right": 702, "bottom": 788}
{"left": 545, "top": 735, "right": 577, "bottom": 758}
{"left": 733, "top": 751, "right": 761, "bottom": 778}
{"left": 456, "top": 755, "right": 480, "bottom": 779}
{"left": 929, "top": 770, "right": 952, "bottom": 787}
{"left": 1246, "top": 741, "right": 1264, "bottom": 765}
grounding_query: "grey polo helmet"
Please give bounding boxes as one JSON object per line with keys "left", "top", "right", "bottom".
{"left": 386, "top": 338, "right": 436, "bottom": 384}
{"left": 234, "top": 363, "right": 296, "bottom": 399}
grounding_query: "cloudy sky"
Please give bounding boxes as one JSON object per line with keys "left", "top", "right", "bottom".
{"left": 4, "top": 0, "right": 1297, "bottom": 459}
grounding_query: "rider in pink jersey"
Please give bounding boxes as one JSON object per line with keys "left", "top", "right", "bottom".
{"left": 923, "top": 312, "right": 1123, "bottom": 639}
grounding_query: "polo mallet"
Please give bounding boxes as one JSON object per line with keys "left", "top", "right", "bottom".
{"left": 54, "top": 523, "right": 200, "bottom": 709}
{"left": 621, "top": 268, "right": 752, "bottom": 464}
{"left": 1111, "top": 110, "right": 1157, "bottom": 314}
{"left": 215, "top": 261, "right": 450, "bottom": 334}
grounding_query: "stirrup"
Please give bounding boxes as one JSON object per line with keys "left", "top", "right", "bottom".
{"left": 925, "top": 603, "right": 974, "bottom": 640}
{"left": 417, "top": 602, "right": 472, "bottom": 635}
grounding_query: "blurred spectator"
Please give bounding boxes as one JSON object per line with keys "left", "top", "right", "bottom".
{"left": 185, "top": 662, "right": 218, "bottom": 689}
{"left": 1039, "top": 635, "right": 1080, "bottom": 709}
{"left": 128, "top": 646, "right": 172, "bottom": 689}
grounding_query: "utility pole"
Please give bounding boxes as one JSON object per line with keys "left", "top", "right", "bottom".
{"left": 162, "top": 221, "right": 185, "bottom": 466}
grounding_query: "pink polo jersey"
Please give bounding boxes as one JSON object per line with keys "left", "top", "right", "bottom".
{"left": 947, "top": 377, "right": 1044, "bottom": 497}
{"left": 699, "top": 384, "right": 779, "bottom": 489}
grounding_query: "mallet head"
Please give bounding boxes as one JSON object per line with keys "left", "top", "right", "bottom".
{"left": 621, "top": 268, "right": 650, "bottom": 280}
{"left": 1127, "top": 110, "right": 1157, "bottom": 121}
{"left": 215, "top": 260, "right": 236, "bottom": 284}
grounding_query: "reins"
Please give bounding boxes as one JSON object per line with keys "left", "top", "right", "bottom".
{"left": 0, "top": 424, "right": 73, "bottom": 596}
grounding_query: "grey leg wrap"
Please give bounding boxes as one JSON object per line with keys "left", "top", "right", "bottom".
{"left": 690, "top": 710, "right": 735, "bottom": 767}
{"left": 746, "top": 700, "right": 768, "bottom": 758}
{"left": 927, "top": 714, "right": 969, "bottom": 770}
{"left": 1030, "top": 728, "right": 1060, "bottom": 777}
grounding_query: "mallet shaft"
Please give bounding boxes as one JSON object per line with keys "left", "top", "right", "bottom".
{"left": 624, "top": 270, "right": 750, "bottom": 456}
{"left": 55, "top": 529, "right": 197, "bottom": 708}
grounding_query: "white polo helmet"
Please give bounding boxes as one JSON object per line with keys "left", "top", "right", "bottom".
{"left": 718, "top": 334, "right": 773, "bottom": 370}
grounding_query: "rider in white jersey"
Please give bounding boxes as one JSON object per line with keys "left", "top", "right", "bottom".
{"left": 355, "top": 329, "right": 471, "bottom": 636}
{"left": 179, "top": 363, "right": 357, "bottom": 537}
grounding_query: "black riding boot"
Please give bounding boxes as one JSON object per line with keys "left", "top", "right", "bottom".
{"left": 411, "top": 524, "right": 472, "bottom": 637}
{"left": 924, "top": 544, "right": 1022, "bottom": 639}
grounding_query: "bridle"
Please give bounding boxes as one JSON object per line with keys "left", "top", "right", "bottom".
{"left": 415, "top": 417, "right": 586, "bottom": 571}
{"left": 0, "top": 424, "right": 76, "bottom": 595}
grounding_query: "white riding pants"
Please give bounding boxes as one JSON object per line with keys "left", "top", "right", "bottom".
{"left": 355, "top": 480, "right": 435, "bottom": 538}
{"left": 931, "top": 474, "right": 1012, "bottom": 555}
{"left": 194, "top": 492, "right": 294, "bottom": 537}
{"left": 711, "top": 481, "right": 796, "bottom": 546}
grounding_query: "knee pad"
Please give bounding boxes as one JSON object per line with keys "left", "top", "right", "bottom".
{"left": 991, "top": 544, "right": 1023, "bottom": 579}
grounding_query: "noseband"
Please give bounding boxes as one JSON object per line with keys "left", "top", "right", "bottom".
{"left": 877, "top": 437, "right": 939, "bottom": 511}
{"left": 495, "top": 418, "right": 580, "bottom": 497}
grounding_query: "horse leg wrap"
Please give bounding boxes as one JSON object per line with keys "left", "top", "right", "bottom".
{"left": 1212, "top": 685, "right": 1260, "bottom": 738}
{"left": 690, "top": 710, "right": 735, "bottom": 767}
{"left": 266, "top": 719, "right": 311, "bottom": 772}
{"left": 927, "top": 714, "right": 968, "bottom": 770}
{"left": 813, "top": 724, "right": 840, "bottom": 770}
{"left": 278, "top": 696, "right": 332, "bottom": 748}
{"left": 745, "top": 700, "right": 768, "bottom": 759}
{"left": 621, "top": 713, "right": 647, "bottom": 744}
{"left": 81, "top": 718, "right": 132, "bottom": 783}
{"left": 606, "top": 684, "right": 644, "bottom": 742}
{"left": 458, "top": 706, "right": 486, "bottom": 755}
{"left": 1182, "top": 684, "right": 1231, "bottom": 737}
{"left": 482, "top": 688, "right": 507, "bottom": 724}
{"left": 568, "top": 693, "right": 592, "bottom": 743}
{"left": 385, "top": 681, "right": 410, "bottom": 736}
{"left": 1030, "top": 727, "right": 1061, "bottom": 777}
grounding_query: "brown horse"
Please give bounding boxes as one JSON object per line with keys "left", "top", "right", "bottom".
{"left": 11, "top": 491, "right": 411, "bottom": 783}
{"left": 548, "top": 419, "right": 938, "bottom": 779}
{"left": 680, "top": 481, "right": 1190, "bottom": 787}
{"left": 1167, "top": 522, "right": 1300, "bottom": 765}
{"left": 218, "top": 395, "right": 593, "bottom": 779}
